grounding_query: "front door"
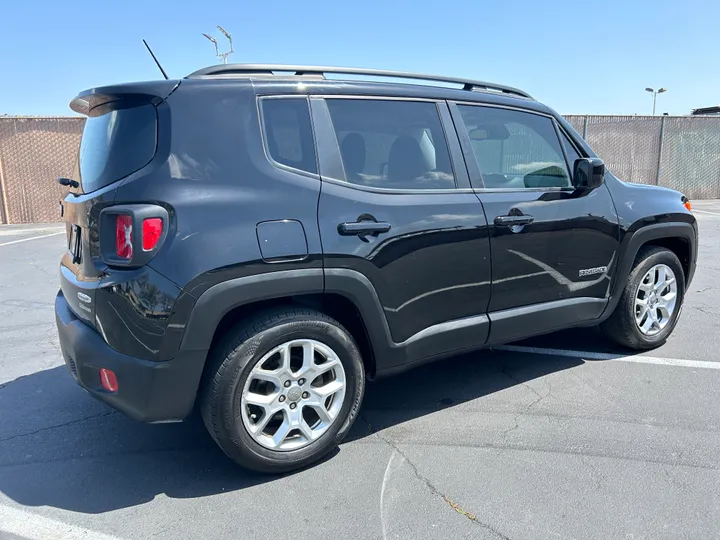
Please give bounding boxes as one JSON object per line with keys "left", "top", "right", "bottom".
{"left": 312, "top": 97, "right": 492, "bottom": 362}
{"left": 450, "top": 102, "right": 620, "bottom": 343}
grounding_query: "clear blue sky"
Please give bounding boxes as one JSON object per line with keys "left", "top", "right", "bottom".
{"left": 1, "top": 0, "right": 718, "bottom": 116}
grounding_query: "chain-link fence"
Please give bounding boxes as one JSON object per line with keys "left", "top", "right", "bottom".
{"left": 0, "top": 115, "right": 719, "bottom": 223}
{"left": 566, "top": 115, "right": 720, "bottom": 198}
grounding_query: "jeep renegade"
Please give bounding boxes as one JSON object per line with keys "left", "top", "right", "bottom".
{"left": 55, "top": 65, "right": 698, "bottom": 472}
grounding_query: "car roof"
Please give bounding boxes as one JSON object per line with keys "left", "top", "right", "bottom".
{"left": 182, "top": 64, "right": 555, "bottom": 116}
{"left": 186, "top": 64, "right": 533, "bottom": 98}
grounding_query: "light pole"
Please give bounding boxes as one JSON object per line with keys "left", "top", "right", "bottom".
{"left": 645, "top": 87, "right": 667, "bottom": 115}
{"left": 202, "top": 26, "right": 234, "bottom": 64}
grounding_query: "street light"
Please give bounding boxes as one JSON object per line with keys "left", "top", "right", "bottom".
{"left": 645, "top": 87, "right": 667, "bottom": 115}
{"left": 202, "top": 33, "right": 219, "bottom": 57}
{"left": 201, "top": 26, "right": 234, "bottom": 64}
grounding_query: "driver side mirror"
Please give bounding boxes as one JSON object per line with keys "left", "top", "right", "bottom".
{"left": 573, "top": 158, "right": 605, "bottom": 190}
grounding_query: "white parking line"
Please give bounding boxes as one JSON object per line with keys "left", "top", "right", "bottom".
{"left": 0, "top": 503, "right": 126, "bottom": 540}
{"left": 0, "top": 227, "right": 65, "bottom": 237}
{"left": 494, "top": 344, "right": 720, "bottom": 370}
{"left": 693, "top": 209, "right": 720, "bottom": 217}
{"left": 0, "top": 231, "right": 64, "bottom": 247}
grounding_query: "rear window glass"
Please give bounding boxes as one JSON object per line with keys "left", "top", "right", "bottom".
{"left": 260, "top": 98, "right": 317, "bottom": 174}
{"left": 326, "top": 99, "right": 456, "bottom": 190}
{"left": 78, "top": 102, "right": 157, "bottom": 193}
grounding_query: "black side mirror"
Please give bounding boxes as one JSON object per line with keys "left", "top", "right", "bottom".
{"left": 573, "top": 158, "right": 605, "bottom": 190}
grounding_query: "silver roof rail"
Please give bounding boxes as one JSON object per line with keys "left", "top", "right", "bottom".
{"left": 185, "top": 64, "right": 533, "bottom": 99}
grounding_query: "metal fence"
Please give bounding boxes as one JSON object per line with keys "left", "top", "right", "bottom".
{"left": 1, "top": 115, "right": 719, "bottom": 224}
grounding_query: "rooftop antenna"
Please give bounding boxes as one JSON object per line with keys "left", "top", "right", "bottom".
{"left": 142, "top": 39, "right": 169, "bottom": 79}
{"left": 202, "top": 26, "right": 234, "bottom": 64}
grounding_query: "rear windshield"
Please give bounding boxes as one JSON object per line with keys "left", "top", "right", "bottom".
{"left": 78, "top": 101, "right": 157, "bottom": 193}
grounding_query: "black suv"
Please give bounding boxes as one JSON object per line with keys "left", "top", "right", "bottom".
{"left": 55, "top": 64, "right": 698, "bottom": 472}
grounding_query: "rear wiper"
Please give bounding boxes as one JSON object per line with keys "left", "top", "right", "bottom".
{"left": 58, "top": 177, "right": 79, "bottom": 188}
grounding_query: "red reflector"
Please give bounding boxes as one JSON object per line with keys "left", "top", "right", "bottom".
{"left": 115, "top": 215, "right": 133, "bottom": 259}
{"left": 99, "top": 368, "right": 118, "bottom": 393}
{"left": 142, "top": 218, "right": 163, "bottom": 251}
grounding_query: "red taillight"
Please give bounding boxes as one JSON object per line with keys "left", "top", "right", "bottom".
{"left": 142, "top": 218, "right": 163, "bottom": 251}
{"left": 99, "top": 368, "right": 118, "bottom": 393}
{"left": 115, "top": 215, "right": 133, "bottom": 259}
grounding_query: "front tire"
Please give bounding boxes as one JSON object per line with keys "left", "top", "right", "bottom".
{"left": 601, "top": 246, "right": 685, "bottom": 349}
{"left": 200, "top": 307, "right": 365, "bottom": 473}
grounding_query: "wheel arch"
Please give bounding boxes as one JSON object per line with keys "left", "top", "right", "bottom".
{"left": 603, "top": 222, "right": 697, "bottom": 318}
{"left": 179, "top": 269, "right": 394, "bottom": 381}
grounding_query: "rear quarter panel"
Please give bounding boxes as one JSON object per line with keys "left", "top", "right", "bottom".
{"left": 113, "top": 80, "right": 324, "bottom": 298}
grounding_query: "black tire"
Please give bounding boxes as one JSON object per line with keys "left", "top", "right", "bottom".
{"left": 601, "top": 246, "right": 685, "bottom": 349}
{"left": 200, "top": 307, "right": 365, "bottom": 473}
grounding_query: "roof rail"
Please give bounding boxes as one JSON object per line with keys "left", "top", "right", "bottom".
{"left": 185, "top": 64, "right": 533, "bottom": 99}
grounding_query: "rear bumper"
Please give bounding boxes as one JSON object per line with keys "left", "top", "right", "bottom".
{"left": 55, "top": 290, "right": 206, "bottom": 423}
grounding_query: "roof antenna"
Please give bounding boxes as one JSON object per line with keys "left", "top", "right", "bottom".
{"left": 142, "top": 39, "right": 169, "bottom": 80}
{"left": 202, "top": 26, "right": 234, "bottom": 64}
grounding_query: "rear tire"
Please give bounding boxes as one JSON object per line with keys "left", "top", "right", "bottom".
{"left": 601, "top": 246, "right": 685, "bottom": 349}
{"left": 200, "top": 307, "right": 365, "bottom": 473}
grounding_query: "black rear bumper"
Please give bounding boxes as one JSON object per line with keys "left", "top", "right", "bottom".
{"left": 55, "top": 290, "right": 206, "bottom": 423}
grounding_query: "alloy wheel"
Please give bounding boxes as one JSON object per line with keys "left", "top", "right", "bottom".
{"left": 240, "top": 339, "right": 346, "bottom": 451}
{"left": 634, "top": 263, "right": 678, "bottom": 336}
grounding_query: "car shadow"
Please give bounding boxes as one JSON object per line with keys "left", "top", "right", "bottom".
{"left": 0, "top": 327, "right": 622, "bottom": 514}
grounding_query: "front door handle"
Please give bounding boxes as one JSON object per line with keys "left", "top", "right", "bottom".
{"left": 337, "top": 221, "right": 392, "bottom": 236}
{"left": 494, "top": 214, "right": 534, "bottom": 227}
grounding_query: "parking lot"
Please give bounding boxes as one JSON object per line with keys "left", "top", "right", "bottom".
{"left": 1, "top": 202, "right": 719, "bottom": 540}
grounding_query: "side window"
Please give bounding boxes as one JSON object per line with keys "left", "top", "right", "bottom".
{"left": 260, "top": 98, "right": 317, "bottom": 174}
{"left": 325, "top": 99, "right": 456, "bottom": 190}
{"left": 457, "top": 105, "right": 572, "bottom": 189}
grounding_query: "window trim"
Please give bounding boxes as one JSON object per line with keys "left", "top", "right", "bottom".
{"left": 556, "top": 125, "right": 587, "bottom": 178}
{"left": 311, "top": 95, "right": 469, "bottom": 194}
{"left": 449, "top": 101, "right": 577, "bottom": 193}
{"left": 551, "top": 118, "right": 574, "bottom": 181}
{"left": 257, "top": 95, "right": 320, "bottom": 179}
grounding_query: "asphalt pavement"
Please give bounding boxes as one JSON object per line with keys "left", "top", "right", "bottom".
{"left": 1, "top": 203, "right": 719, "bottom": 540}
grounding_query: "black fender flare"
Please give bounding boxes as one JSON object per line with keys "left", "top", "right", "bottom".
{"left": 602, "top": 222, "right": 697, "bottom": 318}
{"left": 177, "top": 268, "right": 399, "bottom": 372}
{"left": 179, "top": 269, "right": 324, "bottom": 352}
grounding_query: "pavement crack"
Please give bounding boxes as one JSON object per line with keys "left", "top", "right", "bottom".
{"left": 359, "top": 413, "right": 511, "bottom": 539}
{"left": 28, "top": 260, "right": 54, "bottom": 278}
{"left": 500, "top": 362, "right": 552, "bottom": 441}
{"left": 690, "top": 304, "right": 720, "bottom": 316}
{"left": 663, "top": 466, "right": 690, "bottom": 493}
{"left": 0, "top": 411, "right": 117, "bottom": 444}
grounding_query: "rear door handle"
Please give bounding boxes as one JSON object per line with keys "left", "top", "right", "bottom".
{"left": 337, "top": 221, "right": 392, "bottom": 236}
{"left": 494, "top": 214, "right": 534, "bottom": 227}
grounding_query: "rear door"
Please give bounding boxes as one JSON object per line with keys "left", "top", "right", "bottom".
{"left": 311, "top": 97, "right": 491, "bottom": 364}
{"left": 450, "top": 102, "right": 620, "bottom": 343}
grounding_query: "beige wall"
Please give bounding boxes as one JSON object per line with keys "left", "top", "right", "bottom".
{"left": 0, "top": 117, "right": 84, "bottom": 224}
